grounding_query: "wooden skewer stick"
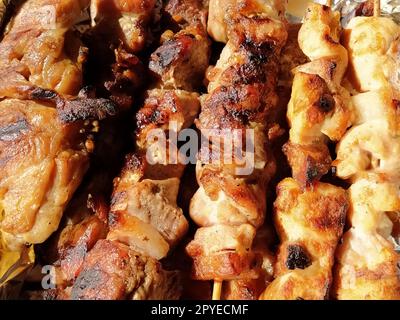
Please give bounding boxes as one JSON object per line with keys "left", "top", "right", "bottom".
{"left": 212, "top": 280, "right": 222, "bottom": 300}
{"left": 374, "top": 0, "right": 381, "bottom": 17}
{"left": 326, "top": 0, "right": 333, "bottom": 7}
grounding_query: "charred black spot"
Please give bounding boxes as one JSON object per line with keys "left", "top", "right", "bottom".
{"left": 0, "top": 118, "right": 29, "bottom": 142}
{"left": 286, "top": 244, "right": 312, "bottom": 270}
{"left": 240, "top": 37, "right": 274, "bottom": 65}
{"left": 236, "top": 61, "right": 267, "bottom": 84}
{"left": 317, "top": 94, "right": 335, "bottom": 113}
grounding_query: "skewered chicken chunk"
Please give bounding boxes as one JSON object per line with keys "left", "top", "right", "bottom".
{"left": 333, "top": 16, "right": 400, "bottom": 300}
{"left": 284, "top": 3, "right": 352, "bottom": 187}
{"left": 333, "top": 179, "right": 400, "bottom": 300}
{"left": 260, "top": 178, "right": 348, "bottom": 300}
{"left": 186, "top": 0, "right": 287, "bottom": 283}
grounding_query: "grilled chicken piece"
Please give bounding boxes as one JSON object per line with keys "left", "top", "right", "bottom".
{"left": 260, "top": 4, "right": 352, "bottom": 300}
{"left": 284, "top": 3, "right": 352, "bottom": 187}
{"left": 343, "top": 17, "right": 400, "bottom": 93}
{"left": 221, "top": 225, "right": 275, "bottom": 299}
{"left": 207, "top": 0, "right": 286, "bottom": 43}
{"left": 334, "top": 179, "right": 400, "bottom": 300}
{"left": 0, "top": 99, "right": 89, "bottom": 250}
{"left": 70, "top": 240, "right": 181, "bottom": 300}
{"left": 260, "top": 178, "right": 348, "bottom": 300}
{"left": 148, "top": 0, "right": 210, "bottom": 91}
{"left": 187, "top": 224, "right": 257, "bottom": 280}
{"left": 90, "top": 0, "right": 158, "bottom": 53}
{"left": 55, "top": 211, "right": 108, "bottom": 284}
{"left": 333, "top": 16, "right": 400, "bottom": 300}
{"left": 187, "top": 0, "right": 287, "bottom": 281}
{"left": 35, "top": 114, "right": 132, "bottom": 292}
{"left": 149, "top": 26, "right": 210, "bottom": 91}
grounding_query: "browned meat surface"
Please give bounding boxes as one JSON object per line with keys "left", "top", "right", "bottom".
{"left": 70, "top": 240, "right": 181, "bottom": 300}
{"left": 0, "top": 0, "right": 113, "bottom": 262}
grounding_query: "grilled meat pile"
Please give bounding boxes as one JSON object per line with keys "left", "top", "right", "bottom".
{"left": 0, "top": 0, "right": 399, "bottom": 301}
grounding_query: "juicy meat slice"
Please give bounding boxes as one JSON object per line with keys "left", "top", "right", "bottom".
{"left": 56, "top": 213, "right": 108, "bottom": 284}
{"left": 0, "top": 99, "right": 89, "bottom": 250}
{"left": 70, "top": 240, "right": 181, "bottom": 300}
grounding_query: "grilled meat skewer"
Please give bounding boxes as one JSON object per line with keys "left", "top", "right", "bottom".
{"left": 66, "top": 0, "right": 211, "bottom": 300}
{"left": 186, "top": 0, "right": 288, "bottom": 288}
{"left": 260, "top": 3, "right": 350, "bottom": 300}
